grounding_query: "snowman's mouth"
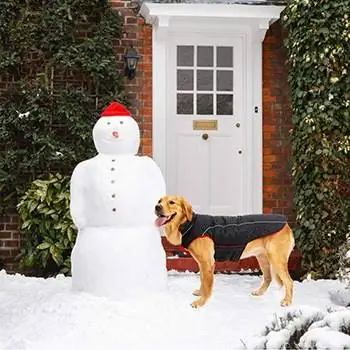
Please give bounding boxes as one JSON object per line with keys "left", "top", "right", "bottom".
{"left": 155, "top": 213, "right": 177, "bottom": 227}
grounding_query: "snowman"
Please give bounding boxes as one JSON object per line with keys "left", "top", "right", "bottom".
{"left": 70, "top": 101, "right": 167, "bottom": 300}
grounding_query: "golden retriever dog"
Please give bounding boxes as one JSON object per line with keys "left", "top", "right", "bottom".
{"left": 155, "top": 195, "right": 295, "bottom": 308}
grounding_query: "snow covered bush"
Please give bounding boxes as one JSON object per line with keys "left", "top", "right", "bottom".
{"left": 283, "top": 0, "right": 350, "bottom": 278}
{"left": 17, "top": 173, "right": 76, "bottom": 276}
{"left": 245, "top": 306, "right": 325, "bottom": 349}
{"left": 245, "top": 306, "right": 350, "bottom": 349}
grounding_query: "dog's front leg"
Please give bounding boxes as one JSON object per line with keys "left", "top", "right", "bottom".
{"left": 191, "top": 262, "right": 214, "bottom": 308}
{"left": 188, "top": 237, "right": 215, "bottom": 308}
{"left": 192, "top": 265, "right": 205, "bottom": 296}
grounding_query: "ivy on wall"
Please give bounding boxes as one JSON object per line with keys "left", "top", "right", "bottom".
{"left": 283, "top": 0, "right": 350, "bottom": 278}
{"left": 0, "top": 0, "right": 125, "bottom": 214}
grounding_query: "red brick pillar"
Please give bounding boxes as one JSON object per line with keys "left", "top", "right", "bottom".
{"left": 111, "top": 0, "right": 153, "bottom": 156}
{"left": 262, "top": 20, "right": 295, "bottom": 222}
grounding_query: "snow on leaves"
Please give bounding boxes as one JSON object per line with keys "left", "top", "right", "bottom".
{"left": 245, "top": 305, "right": 350, "bottom": 349}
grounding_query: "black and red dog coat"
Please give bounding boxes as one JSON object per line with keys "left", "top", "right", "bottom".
{"left": 179, "top": 213, "right": 287, "bottom": 261}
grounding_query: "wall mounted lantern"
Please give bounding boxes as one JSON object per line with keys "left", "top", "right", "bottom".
{"left": 124, "top": 47, "right": 140, "bottom": 80}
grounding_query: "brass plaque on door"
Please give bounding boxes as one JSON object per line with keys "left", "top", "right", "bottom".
{"left": 193, "top": 120, "right": 218, "bottom": 131}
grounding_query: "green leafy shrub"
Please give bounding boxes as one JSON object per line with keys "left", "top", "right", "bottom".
{"left": 0, "top": 0, "right": 126, "bottom": 214}
{"left": 17, "top": 173, "right": 76, "bottom": 276}
{"left": 283, "top": 0, "right": 350, "bottom": 278}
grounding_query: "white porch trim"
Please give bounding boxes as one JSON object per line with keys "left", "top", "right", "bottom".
{"left": 139, "top": 2, "right": 285, "bottom": 214}
{"left": 140, "top": 3, "right": 284, "bottom": 24}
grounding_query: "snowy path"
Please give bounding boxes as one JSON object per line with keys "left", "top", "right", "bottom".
{"left": 0, "top": 270, "right": 344, "bottom": 350}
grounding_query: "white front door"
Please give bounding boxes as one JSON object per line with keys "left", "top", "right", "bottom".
{"left": 166, "top": 35, "right": 246, "bottom": 215}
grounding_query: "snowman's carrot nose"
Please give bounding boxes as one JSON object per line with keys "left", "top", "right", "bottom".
{"left": 112, "top": 131, "right": 119, "bottom": 138}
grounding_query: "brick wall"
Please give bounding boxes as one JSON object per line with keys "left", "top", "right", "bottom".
{"left": 0, "top": 213, "right": 20, "bottom": 272}
{"left": 262, "top": 20, "right": 295, "bottom": 222}
{"left": 111, "top": 0, "right": 153, "bottom": 156}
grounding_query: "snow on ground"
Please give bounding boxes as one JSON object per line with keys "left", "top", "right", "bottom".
{"left": 0, "top": 270, "right": 347, "bottom": 350}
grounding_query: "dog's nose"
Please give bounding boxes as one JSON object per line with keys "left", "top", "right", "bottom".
{"left": 155, "top": 204, "right": 162, "bottom": 212}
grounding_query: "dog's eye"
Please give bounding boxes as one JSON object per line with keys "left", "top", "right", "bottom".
{"left": 158, "top": 199, "right": 161, "bottom": 204}
{"left": 169, "top": 200, "right": 175, "bottom": 205}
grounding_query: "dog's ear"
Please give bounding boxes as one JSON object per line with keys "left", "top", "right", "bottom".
{"left": 180, "top": 197, "right": 193, "bottom": 221}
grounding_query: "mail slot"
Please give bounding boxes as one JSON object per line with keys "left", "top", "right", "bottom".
{"left": 193, "top": 120, "right": 218, "bottom": 131}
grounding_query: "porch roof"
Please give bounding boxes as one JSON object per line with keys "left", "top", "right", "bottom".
{"left": 139, "top": 0, "right": 285, "bottom": 27}
{"left": 138, "top": 0, "right": 286, "bottom": 5}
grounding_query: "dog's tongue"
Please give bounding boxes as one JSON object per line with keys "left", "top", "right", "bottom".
{"left": 155, "top": 216, "right": 168, "bottom": 227}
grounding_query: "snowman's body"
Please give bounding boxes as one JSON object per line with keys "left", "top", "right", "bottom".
{"left": 70, "top": 102, "right": 167, "bottom": 300}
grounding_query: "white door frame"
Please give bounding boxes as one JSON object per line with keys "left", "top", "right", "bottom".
{"left": 139, "top": 3, "right": 285, "bottom": 214}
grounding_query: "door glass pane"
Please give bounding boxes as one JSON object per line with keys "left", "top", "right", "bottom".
{"left": 197, "top": 94, "right": 213, "bottom": 115}
{"left": 217, "top": 71, "right": 233, "bottom": 91}
{"left": 217, "top": 94, "right": 233, "bottom": 115}
{"left": 177, "top": 69, "right": 194, "bottom": 90}
{"left": 177, "top": 46, "right": 194, "bottom": 66}
{"left": 197, "top": 46, "right": 213, "bottom": 67}
{"left": 217, "top": 47, "right": 233, "bottom": 68}
{"left": 177, "top": 94, "right": 193, "bottom": 114}
{"left": 197, "top": 70, "right": 213, "bottom": 91}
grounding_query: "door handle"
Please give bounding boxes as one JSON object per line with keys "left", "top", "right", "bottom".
{"left": 202, "top": 133, "right": 209, "bottom": 140}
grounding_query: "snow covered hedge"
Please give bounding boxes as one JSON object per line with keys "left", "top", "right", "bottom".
{"left": 245, "top": 305, "right": 350, "bottom": 349}
{"left": 283, "top": 0, "right": 350, "bottom": 278}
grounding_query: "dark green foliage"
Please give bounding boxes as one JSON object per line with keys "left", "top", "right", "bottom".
{"left": 0, "top": 86, "right": 97, "bottom": 205}
{"left": 283, "top": 0, "right": 350, "bottom": 278}
{"left": 17, "top": 173, "right": 76, "bottom": 276}
{"left": 0, "top": 0, "right": 126, "bottom": 214}
{"left": 340, "top": 323, "right": 350, "bottom": 336}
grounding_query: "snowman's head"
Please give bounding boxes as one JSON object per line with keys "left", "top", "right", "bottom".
{"left": 93, "top": 102, "right": 140, "bottom": 155}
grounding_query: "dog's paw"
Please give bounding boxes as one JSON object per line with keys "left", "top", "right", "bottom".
{"left": 280, "top": 299, "right": 292, "bottom": 307}
{"left": 192, "top": 289, "right": 201, "bottom": 296}
{"left": 251, "top": 290, "right": 263, "bottom": 296}
{"left": 190, "top": 298, "right": 206, "bottom": 308}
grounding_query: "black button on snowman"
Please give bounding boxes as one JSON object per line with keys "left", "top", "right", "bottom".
{"left": 70, "top": 101, "right": 167, "bottom": 300}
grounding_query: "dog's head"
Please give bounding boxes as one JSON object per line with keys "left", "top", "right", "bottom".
{"left": 154, "top": 195, "right": 193, "bottom": 228}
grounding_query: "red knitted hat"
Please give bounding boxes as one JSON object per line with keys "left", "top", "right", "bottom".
{"left": 101, "top": 101, "right": 131, "bottom": 117}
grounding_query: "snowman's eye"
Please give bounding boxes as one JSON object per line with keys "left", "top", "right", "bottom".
{"left": 120, "top": 121, "right": 124, "bottom": 125}
{"left": 107, "top": 122, "right": 111, "bottom": 125}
